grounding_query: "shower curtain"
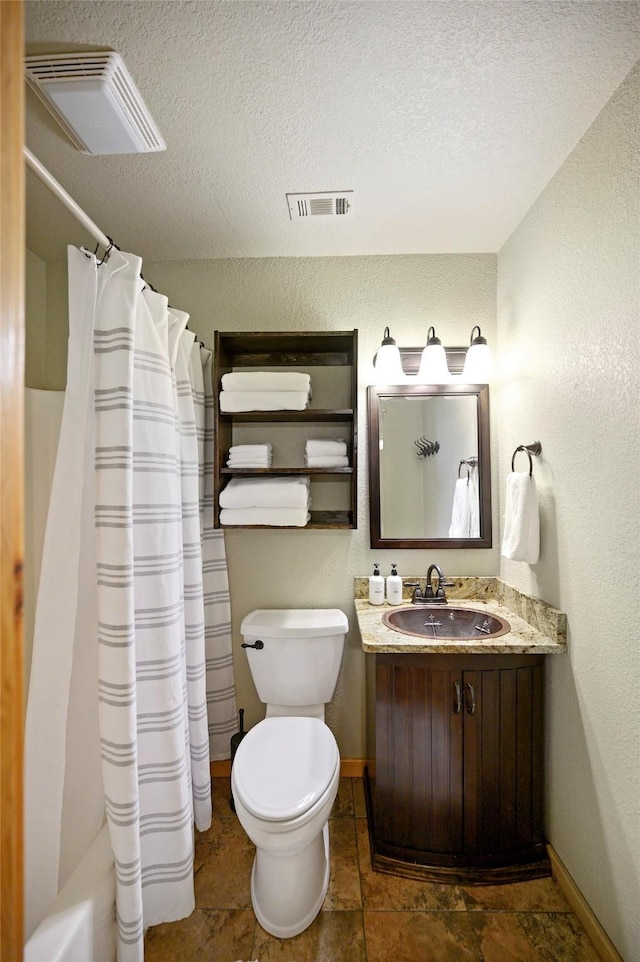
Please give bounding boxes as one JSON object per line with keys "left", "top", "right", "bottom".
{"left": 24, "top": 246, "right": 237, "bottom": 961}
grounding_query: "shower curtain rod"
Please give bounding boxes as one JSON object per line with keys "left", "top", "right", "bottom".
{"left": 24, "top": 146, "right": 111, "bottom": 249}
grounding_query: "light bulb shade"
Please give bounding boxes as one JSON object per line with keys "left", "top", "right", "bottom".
{"left": 416, "top": 326, "right": 451, "bottom": 383}
{"left": 462, "top": 326, "right": 493, "bottom": 382}
{"left": 373, "top": 327, "right": 405, "bottom": 383}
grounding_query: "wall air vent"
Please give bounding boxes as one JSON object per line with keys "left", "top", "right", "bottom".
{"left": 287, "top": 191, "right": 353, "bottom": 220}
{"left": 25, "top": 52, "right": 165, "bottom": 155}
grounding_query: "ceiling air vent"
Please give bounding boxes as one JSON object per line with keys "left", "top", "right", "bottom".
{"left": 287, "top": 191, "right": 353, "bottom": 221}
{"left": 25, "top": 52, "right": 165, "bottom": 155}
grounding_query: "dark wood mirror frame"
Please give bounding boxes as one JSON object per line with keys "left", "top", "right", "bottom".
{"left": 367, "top": 349, "right": 492, "bottom": 549}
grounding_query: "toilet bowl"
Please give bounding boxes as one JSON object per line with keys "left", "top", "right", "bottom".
{"left": 231, "top": 608, "right": 348, "bottom": 938}
{"left": 232, "top": 716, "right": 340, "bottom": 938}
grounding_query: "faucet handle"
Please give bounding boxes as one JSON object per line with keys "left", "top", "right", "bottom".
{"left": 404, "top": 582, "right": 423, "bottom": 602}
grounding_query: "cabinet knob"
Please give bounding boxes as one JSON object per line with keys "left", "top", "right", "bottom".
{"left": 464, "top": 682, "right": 476, "bottom": 715}
{"left": 453, "top": 681, "right": 462, "bottom": 714}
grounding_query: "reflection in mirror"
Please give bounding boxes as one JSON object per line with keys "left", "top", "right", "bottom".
{"left": 368, "top": 383, "right": 492, "bottom": 549}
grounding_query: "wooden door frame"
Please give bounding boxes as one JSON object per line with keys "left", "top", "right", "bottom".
{"left": 1, "top": 1, "right": 25, "bottom": 959}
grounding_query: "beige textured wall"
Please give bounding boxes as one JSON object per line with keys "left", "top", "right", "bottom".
{"left": 497, "top": 65, "right": 640, "bottom": 960}
{"left": 24, "top": 249, "right": 46, "bottom": 388}
{"left": 40, "top": 253, "right": 498, "bottom": 756}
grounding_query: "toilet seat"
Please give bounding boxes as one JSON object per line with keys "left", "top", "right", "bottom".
{"left": 233, "top": 716, "right": 339, "bottom": 822}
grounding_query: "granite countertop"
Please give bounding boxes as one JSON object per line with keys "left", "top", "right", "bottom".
{"left": 354, "top": 577, "right": 567, "bottom": 655}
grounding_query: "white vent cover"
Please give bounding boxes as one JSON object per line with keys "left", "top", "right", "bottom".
{"left": 287, "top": 191, "right": 353, "bottom": 220}
{"left": 25, "top": 52, "right": 165, "bottom": 155}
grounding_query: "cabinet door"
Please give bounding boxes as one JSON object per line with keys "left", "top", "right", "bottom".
{"left": 462, "top": 663, "right": 544, "bottom": 856}
{"left": 375, "top": 659, "right": 464, "bottom": 854}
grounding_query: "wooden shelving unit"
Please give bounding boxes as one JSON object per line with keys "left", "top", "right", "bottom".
{"left": 213, "top": 331, "right": 358, "bottom": 530}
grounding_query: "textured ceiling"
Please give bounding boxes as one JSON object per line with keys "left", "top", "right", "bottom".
{"left": 24, "top": 1, "right": 640, "bottom": 262}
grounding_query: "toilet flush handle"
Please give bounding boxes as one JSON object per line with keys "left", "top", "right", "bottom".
{"left": 241, "top": 640, "right": 264, "bottom": 650}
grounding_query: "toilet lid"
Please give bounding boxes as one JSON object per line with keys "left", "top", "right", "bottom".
{"left": 233, "top": 717, "right": 339, "bottom": 822}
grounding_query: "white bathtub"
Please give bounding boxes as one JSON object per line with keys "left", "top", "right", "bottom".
{"left": 24, "top": 825, "right": 116, "bottom": 962}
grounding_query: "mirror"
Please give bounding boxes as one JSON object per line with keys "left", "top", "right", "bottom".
{"left": 367, "top": 357, "right": 492, "bottom": 548}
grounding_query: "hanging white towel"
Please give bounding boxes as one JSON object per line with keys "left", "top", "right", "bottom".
{"left": 501, "top": 472, "right": 540, "bottom": 563}
{"left": 219, "top": 476, "right": 310, "bottom": 509}
{"left": 449, "top": 478, "right": 471, "bottom": 537}
{"left": 468, "top": 467, "right": 480, "bottom": 538}
{"left": 305, "top": 438, "right": 347, "bottom": 457}
{"left": 305, "top": 455, "right": 349, "bottom": 467}
{"left": 220, "top": 507, "right": 310, "bottom": 526}
{"left": 219, "top": 390, "right": 309, "bottom": 412}
{"left": 221, "top": 371, "right": 311, "bottom": 393}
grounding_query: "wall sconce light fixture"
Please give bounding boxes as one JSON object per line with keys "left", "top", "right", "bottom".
{"left": 462, "top": 326, "right": 493, "bottom": 383}
{"left": 371, "top": 324, "right": 493, "bottom": 385}
{"left": 372, "top": 326, "right": 405, "bottom": 383}
{"left": 416, "top": 326, "right": 452, "bottom": 384}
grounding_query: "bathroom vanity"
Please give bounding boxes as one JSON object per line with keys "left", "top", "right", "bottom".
{"left": 355, "top": 579, "right": 566, "bottom": 884}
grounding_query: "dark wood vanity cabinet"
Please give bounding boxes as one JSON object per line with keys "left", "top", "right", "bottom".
{"left": 368, "top": 652, "right": 550, "bottom": 883}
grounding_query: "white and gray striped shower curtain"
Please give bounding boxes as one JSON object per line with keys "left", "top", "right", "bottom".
{"left": 24, "top": 246, "right": 236, "bottom": 962}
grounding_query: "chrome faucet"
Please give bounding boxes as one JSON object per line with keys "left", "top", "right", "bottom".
{"left": 409, "top": 564, "right": 454, "bottom": 605}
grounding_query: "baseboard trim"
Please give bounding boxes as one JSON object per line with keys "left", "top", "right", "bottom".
{"left": 211, "top": 759, "right": 231, "bottom": 777}
{"left": 210, "top": 757, "right": 367, "bottom": 779}
{"left": 547, "top": 844, "right": 623, "bottom": 962}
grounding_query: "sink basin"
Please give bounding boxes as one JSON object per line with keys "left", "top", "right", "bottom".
{"left": 382, "top": 606, "right": 510, "bottom": 640}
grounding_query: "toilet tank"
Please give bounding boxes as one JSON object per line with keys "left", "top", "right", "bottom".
{"left": 240, "top": 609, "right": 348, "bottom": 708}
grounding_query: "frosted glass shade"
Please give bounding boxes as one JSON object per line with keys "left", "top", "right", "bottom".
{"left": 373, "top": 343, "right": 405, "bottom": 382}
{"left": 462, "top": 342, "right": 493, "bottom": 382}
{"left": 417, "top": 343, "right": 451, "bottom": 383}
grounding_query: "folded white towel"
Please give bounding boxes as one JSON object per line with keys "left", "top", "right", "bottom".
{"left": 229, "top": 444, "right": 273, "bottom": 456}
{"left": 220, "top": 507, "right": 310, "bottom": 527}
{"left": 305, "top": 438, "right": 347, "bottom": 457}
{"left": 305, "top": 455, "right": 350, "bottom": 467}
{"left": 219, "top": 391, "right": 309, "bottom": 412}
{"left": 501, "top": 472, "right": 540, "bottom": 563}
{"left": 219, "top": 476, "right": 310, "bottom": 509}
{"left": 449, "top": 478, "right": 471, "bottom": 537}
{"left": 227, "top": 454, "right": 272, "bottom": 462}
{"left": 227, "top": 453, "right": 272, "bottom": 465}
{"left": 222, "top": 372, "right": 311, "bottom": 393}
{"left": 226, "top": 461, "right": 272, "bottom": 469}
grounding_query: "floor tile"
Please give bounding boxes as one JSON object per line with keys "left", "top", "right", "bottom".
{"left": 253, "top": 909, "right": 366, "bottom": 961}
{"left": 194, "top": 815, "right": 255, "bottom": 909}
{"left": 324, "top": 818, "right": 362, "bottom": 910}
{"left": 462, "top": 876, "right": 571, "bottom": 913}
{"left": 355, "top": 818, "right": 466, "bottom": 911}
{"left": 352, "top": 776, "right": 367, "bottom": 817}
{"left": 144, "top": 908, "right": 255, "bottom": 962}
{"left": 470, "top": 911, "right": 602, "bottom": 962}
{"left": 364, "top": 911, "right": 482, "bottom": 962}
{"left": 332, "top": 777, "right": 355, "bottom": 817}
{"left": 211, "top": 776, "right": 235, "bottom": 817}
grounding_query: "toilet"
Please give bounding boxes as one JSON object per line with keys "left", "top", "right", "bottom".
{"left": 231, "top": 608, "right": 348, "bottom": 939}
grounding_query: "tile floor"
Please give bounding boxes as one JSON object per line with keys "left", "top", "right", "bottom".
{"left": 144, "top": 777, "right": 602, "bottom": 962}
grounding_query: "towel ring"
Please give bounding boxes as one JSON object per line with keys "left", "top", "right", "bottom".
{"left": 511, "top": 441, "right": 542, "bottom": 476}
{"left": 458, "top": 461, "right": 470, "bottom": 480}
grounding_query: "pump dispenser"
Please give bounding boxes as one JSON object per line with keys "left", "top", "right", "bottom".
{"left": 369, "top": 563, "right": 384, "bottom": 605}
{"left": 386, "top": 564, "right": 403, "bottom": 605}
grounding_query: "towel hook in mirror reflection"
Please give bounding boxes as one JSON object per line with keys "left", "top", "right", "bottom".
{"left": 511, "top": 441, "right": 542, "bottom": 476}
{"left": 414, "top": 437, "right": 440, "bottom": 458}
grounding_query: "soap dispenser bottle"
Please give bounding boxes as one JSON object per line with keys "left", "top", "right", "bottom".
{"left": 386, "top": 564, "right": 403, "bottom": 605}
{"left": 369, "top": 563, "right": 385, "bottom": 605}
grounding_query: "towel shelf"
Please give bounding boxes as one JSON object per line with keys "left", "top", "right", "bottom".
{"left": 213, "top": 331, "right": 358, "bottom": 530}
